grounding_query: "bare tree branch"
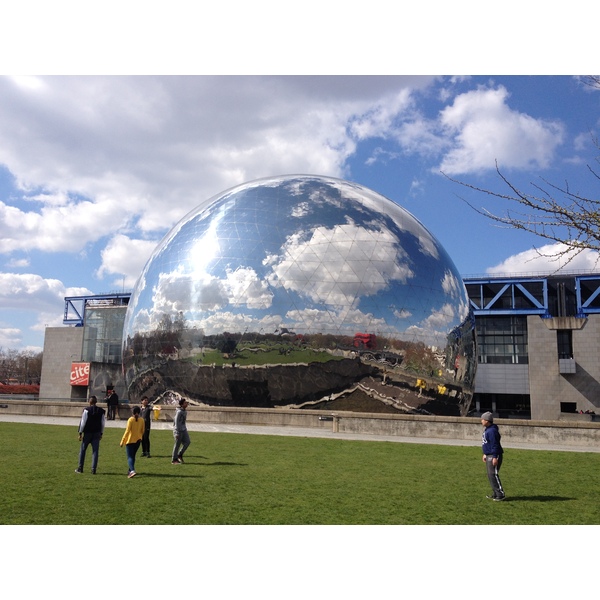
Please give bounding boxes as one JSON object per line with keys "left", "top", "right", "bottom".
{"left": 442, "top": 127, "right": 600, "bottom": 271}
{"left": 442, "top": 77, "right": 600, "bottom": 272}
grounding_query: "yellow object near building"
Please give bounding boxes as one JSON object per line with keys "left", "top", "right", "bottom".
{"left": 416, "top": 378, "right": 426, "bottom": 388}
{"left": 437, "top": 385, "right": 447, "bottom": 395}
{"left": 153, "top": 406, "right": 161, "bottom": 421}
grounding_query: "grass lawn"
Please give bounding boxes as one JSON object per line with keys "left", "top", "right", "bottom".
{"left": 2, "top": 422, "right": 600, "bottom": 525}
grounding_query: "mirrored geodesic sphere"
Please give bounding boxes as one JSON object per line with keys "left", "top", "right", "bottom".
{"left": 123, "top": 175, "right": 476, "bottom": 415}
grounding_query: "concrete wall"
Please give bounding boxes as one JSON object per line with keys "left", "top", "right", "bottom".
{"left": 2, "top": 399, "right": 600, "bottom": 449}
{"left": 39, "top": 327, "right": 85, "bottom": 401}
{"left": 475, "top": 363, "right": 529, "bottom": 394}
{"left": 528, "top": 315, "right": 600, "bottom": 420}
{"left": 38, "top": 327, "right": 128, "bottom": 402}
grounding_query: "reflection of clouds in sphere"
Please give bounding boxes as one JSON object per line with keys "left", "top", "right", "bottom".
{"left": 123, "top": 174, "right": 472, "bottom": 340}
{"left": 123, "top": 175, "right": 476, "bottom": 412}
{"left": 284, "top": 307, "right": 388, "bottom": 334}
{"left": 152, "top": 266, "right": 274, "bottom": 316}
{"left": 266, "top": 220, "right": 413, "bottom": 308}
{"left": 226, "top": 267, "right": 274, "bottom": 309}
{"left": 442, "top": 270, "right": 461, "bottom": 299}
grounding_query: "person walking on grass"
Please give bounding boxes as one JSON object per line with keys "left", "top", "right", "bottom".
{"left": 140, "top": 396, "right": 152, "bottom": 457}
{"left": 481, "top": 411, "right": 505, "bottom": 501}
{"left": 76, "top": 396, "right": 106, "bottom": 475}
{"left": 120, "top": 406, "right": 145, "bottom": 478}
{"left": 172, "top": 399, "right": 190, "bottom": 464}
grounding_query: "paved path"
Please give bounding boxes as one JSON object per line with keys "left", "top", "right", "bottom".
{"left": 1, "top": 413, "right": 599, "bottom": 452}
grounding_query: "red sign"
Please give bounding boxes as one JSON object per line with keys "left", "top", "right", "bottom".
{"left": 70, "top": 362, "right": 90, "bottom": 386}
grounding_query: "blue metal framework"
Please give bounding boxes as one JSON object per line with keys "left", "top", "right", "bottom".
{"left": 575, "top": 275, "right": 600, "bottom": 316}
{"left": 465, "top": 274, "right": 600, "bottom": 318}
{"left": 63, "top": 293, "right": 131, "bottom": 326}
{"left": 464, "top": 277, "right": 549, "bottom": 316}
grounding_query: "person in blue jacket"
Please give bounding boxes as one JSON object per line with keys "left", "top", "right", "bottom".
{"left": 481, "top": 411, "right": 505, "bottom": 501}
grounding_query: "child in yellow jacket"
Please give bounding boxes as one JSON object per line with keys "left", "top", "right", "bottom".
{"left": 120, "top": 406, "right": 145, "bottom": 478}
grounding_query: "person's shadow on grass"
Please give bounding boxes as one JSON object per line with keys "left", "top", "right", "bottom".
{"left": 139, "top": 455, "right": 247, "bottom": 467}
{"left": 94, "top": 456, "right": 247, "bottom": 477}
{"left": 501, "top": 495, "right": 574, "bottom": 502}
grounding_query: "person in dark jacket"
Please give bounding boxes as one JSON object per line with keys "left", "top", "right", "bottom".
{"left": 481, "top": 411, "right": 505, "bottom": 501}
{"left": 75, "top": 396, "right": 106, "bottom": 474}
{"left": 140, "top": 396, "right": 152, "bottom": 458}
{"left": 105, "top": 389, "right": 119, "bottom": 420}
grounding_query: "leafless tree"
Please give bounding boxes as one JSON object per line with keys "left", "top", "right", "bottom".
{"left": 0, "top": 348, "right": 43, "bottom": 384}
{"left": 443, "top": 76, "right": 600, "bottom": 269}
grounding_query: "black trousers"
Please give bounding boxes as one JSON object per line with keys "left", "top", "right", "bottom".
{"left": 142, "top": 429, "right": 151, "bottom": 455}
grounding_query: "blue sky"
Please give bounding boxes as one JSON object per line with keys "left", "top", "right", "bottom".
{"left": 1, "top": 74, "right": 598, "bottom": 352}
{"left": 0, "top": 5, "right": 597, "bottom": 354}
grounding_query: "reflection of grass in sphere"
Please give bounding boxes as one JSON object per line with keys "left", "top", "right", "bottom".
{"left": 194, "top": 347, "right": 344, "bottom": 366}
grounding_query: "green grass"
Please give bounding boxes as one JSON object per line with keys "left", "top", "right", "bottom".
{"left": 195, "top": 345, "right": 342, "bottom": 366}
{"left": 2, "top": 422, "right": 600, "bottom": 525}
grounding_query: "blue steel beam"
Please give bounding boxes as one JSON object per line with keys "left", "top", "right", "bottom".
{"left": 63, "top": 293, "right": 131, "bottom": 326}
{"left": 464, "top": 277, "right": 549, "bottom": 316}
{"left": 575, "top": 276, "right": 600, "bottom": 315}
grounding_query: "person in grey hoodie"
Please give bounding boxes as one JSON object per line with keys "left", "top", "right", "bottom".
{"left": 481, "top": 411, "right": 505, "bottom": 501}
{"left": 172, "top": 399, "right": 190, "bottom": 464}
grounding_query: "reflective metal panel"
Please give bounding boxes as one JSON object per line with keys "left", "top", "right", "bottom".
{"left": 123, "top": 175, "right": 476, "bottom": 415}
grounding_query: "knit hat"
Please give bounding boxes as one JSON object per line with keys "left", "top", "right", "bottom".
{"left": 481, "top": 411, "right": 493, "bottom": 422}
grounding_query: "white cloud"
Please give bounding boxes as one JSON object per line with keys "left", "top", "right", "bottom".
{"left": 267, "top": 221, "right": 414, "bottom": 307}
{"left": 143, "top": 264, "right": 274, "bottom": 331}
{"left": 0, "top": 273, "right": 89, "bottom": 312}
{"left": 422, "top": 303, "right": 456, "bottom": 329}
{"left": 0, "top": 327, "right": 22, "bottom": 347}
{"left": 438, "top": 86, "right": 564, "bottom": 175}
{"left": 225, "top": 267, "right": 273, "bottom": 310}
{"left": 441, "top": 270, "right": 462, "bottom": 298}
{"left": 97, "top": 234, "right": 159, "bottom": 289}
{"left": 393, "top": 116, "right": 447, "bottom": 157}
{"left": 150, "top": 267, "right": 225, "bottom": 318}
{"left": 192, "top": 311, "right": 282, "bottom": 337}
{"left": 0, "top": 273, "right": 91, "bottom": 350}
{"left": 0, "top": 76, "right": 430, "bottom": 251}
{"left": 5, "top": 258, "right": 30, "bottom": 268}
{"left": 487, "top": 243, "right": 600, "bottom": 276}
{"left": 349, "top": 88, "right": 414, "bottom": 139}
{"left": 285, "top": 307, "right": 388, "bottom": 335}
{"left": 0, "top": 194, "right": 132, "bottom": 254}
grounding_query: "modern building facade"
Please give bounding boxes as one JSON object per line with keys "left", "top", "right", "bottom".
{"left": 466, "top": 273, "right": 600, "bottom": 420}
{"left": 39, "top": 293, "right": 130, "bottom": 402}
{"left": 39, "top": 272, "right": 600, "bottom": 421}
